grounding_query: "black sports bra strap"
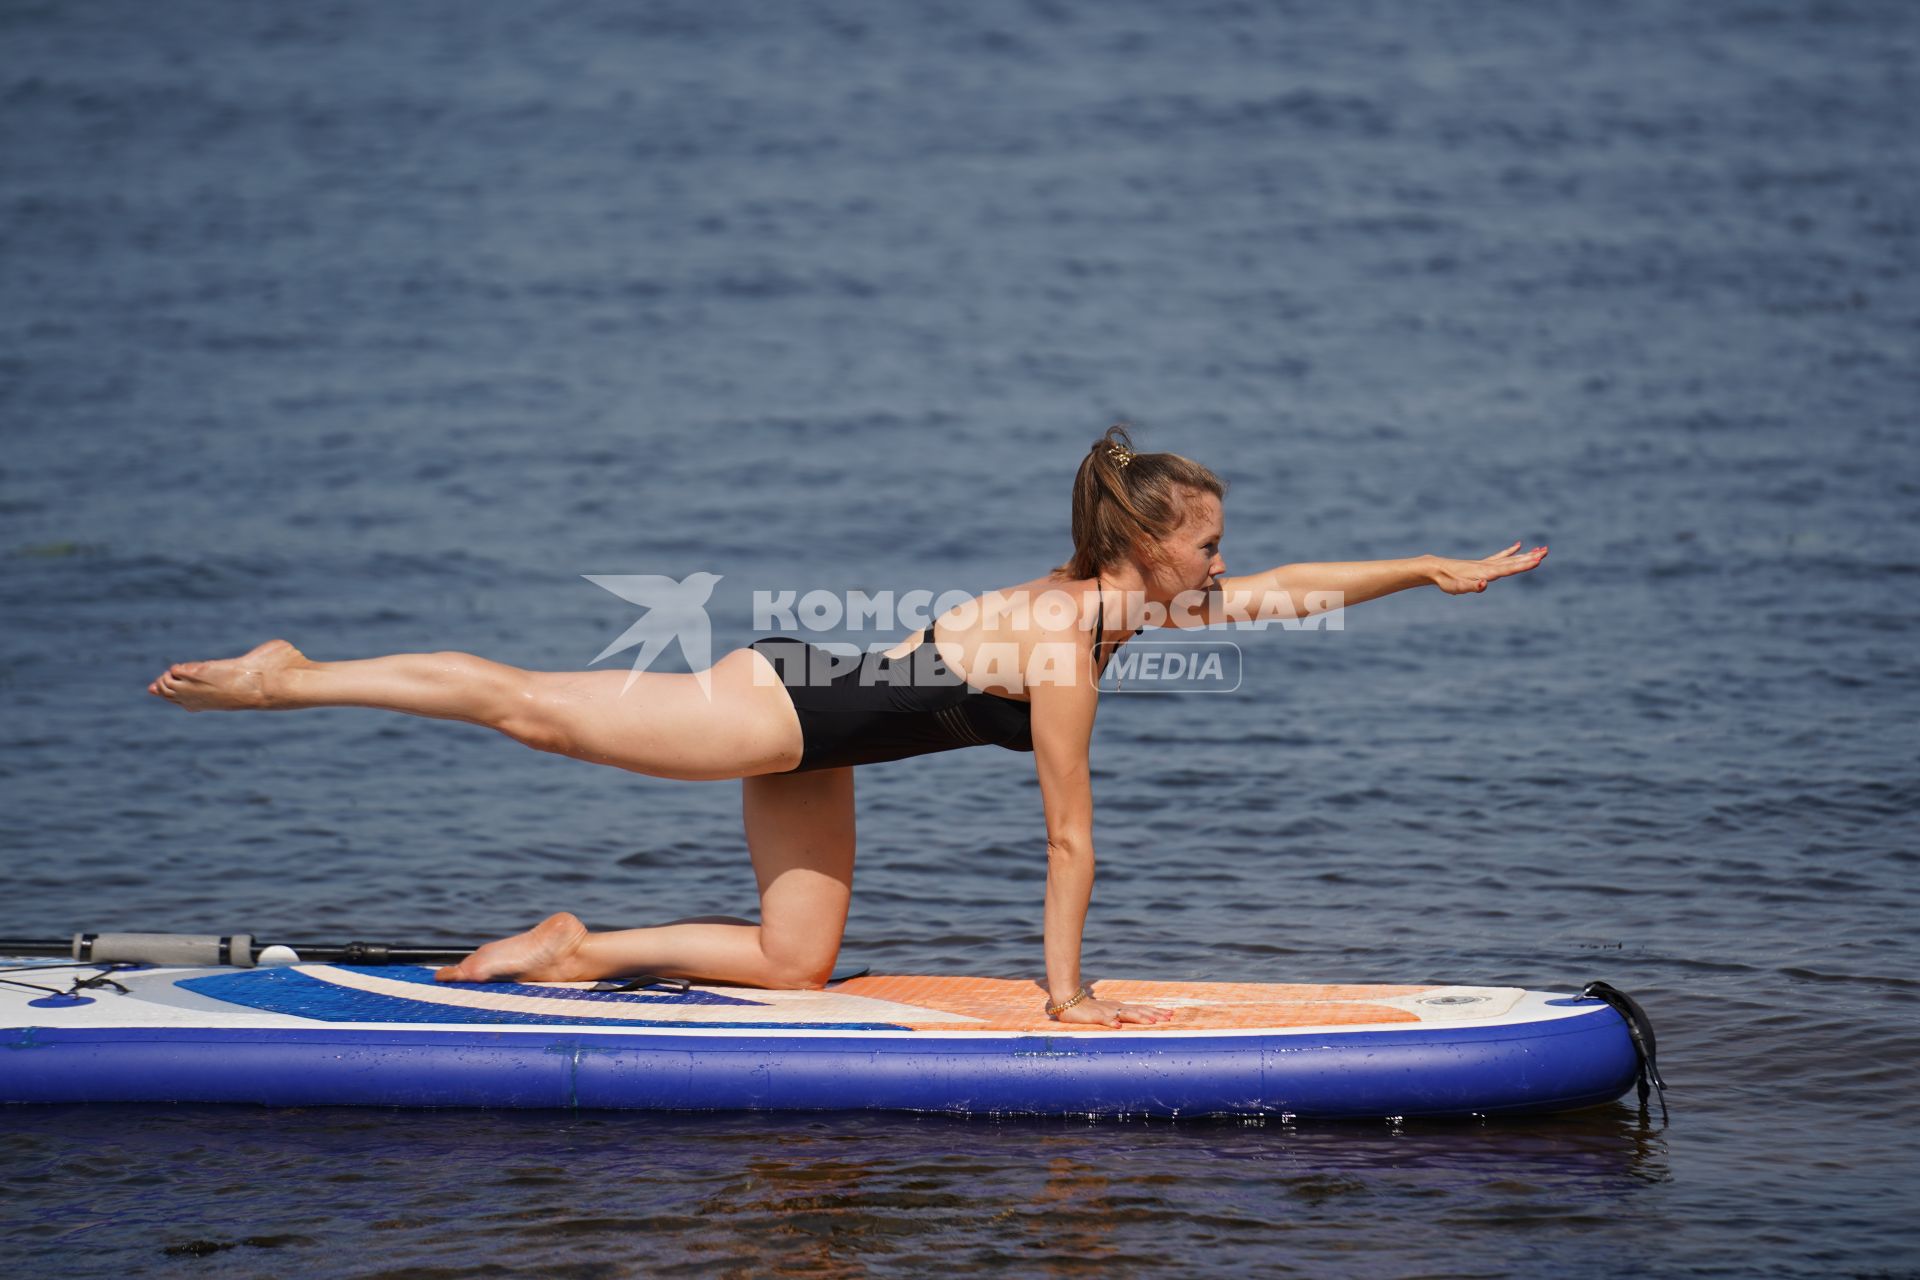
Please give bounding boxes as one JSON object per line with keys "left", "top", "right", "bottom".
{"left": 1093, "top": 578, "right": 1107, "bottom": 675}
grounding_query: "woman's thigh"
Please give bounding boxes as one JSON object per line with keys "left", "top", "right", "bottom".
{"left": 741, "top": 765, "right": 856, "bottom": 987}
{"left": 514, "top": 647, "right": 803, "bottom": 780}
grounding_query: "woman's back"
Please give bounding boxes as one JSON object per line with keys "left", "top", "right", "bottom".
{"left": 881, "top": 573, "right": 1116, "bottom": 700}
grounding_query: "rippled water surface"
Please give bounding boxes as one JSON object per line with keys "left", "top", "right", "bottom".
{"left": 3, "top": 2, "right": 1917, "bottom": 1276}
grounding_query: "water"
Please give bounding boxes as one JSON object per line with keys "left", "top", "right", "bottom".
{"left": 3, "top": 1, "right": 1917, "bottom": 1275}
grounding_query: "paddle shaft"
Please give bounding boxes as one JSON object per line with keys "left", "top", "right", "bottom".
{"left": 0, "top": 933, "right": 475, "bottom": 967}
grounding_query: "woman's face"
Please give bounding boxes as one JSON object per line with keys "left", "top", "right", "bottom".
{"left": 1149, "top": 491, "right": 1226, "bottom": 601}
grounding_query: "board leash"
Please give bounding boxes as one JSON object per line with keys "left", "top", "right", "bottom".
{"left": 1582, "top": 980, "right": 1668, "bottom": 1123}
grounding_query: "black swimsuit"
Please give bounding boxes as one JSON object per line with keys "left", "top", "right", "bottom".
{"left": 748, "top": 594, "right": 1114, "bottom": 773}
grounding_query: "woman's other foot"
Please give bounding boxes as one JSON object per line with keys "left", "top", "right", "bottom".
{"left": 435, "top": 912, "right": 592, "bottom": 984}
{"left": 148, "top": 638, "right": 310, "bottom": 711}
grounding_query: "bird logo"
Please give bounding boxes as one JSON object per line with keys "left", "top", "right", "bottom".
{"left": 583, "top": 572, "right": 724, "bottom": 697}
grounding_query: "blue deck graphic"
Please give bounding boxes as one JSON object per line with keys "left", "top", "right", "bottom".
{"left": 178, "top": 966, "right": 909, "bottom": 1031}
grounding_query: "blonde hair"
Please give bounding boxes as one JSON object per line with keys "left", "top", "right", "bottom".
{"left": 1053, "top": 424, "right": 1226, "bottom": 581}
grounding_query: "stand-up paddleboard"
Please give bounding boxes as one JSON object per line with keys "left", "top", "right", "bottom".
{"left": 0, "top": 961, "right": 1653, "bottom": 1117}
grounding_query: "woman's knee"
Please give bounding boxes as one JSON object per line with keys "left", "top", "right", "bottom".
{"left": 752, "top": 921, "right": 844, "bottom": 990}
{"left": 479, "top": 662, "right": 569, "bottom": 753}
{"left": 760, "top": 946, "right": 839, "bottom": 991}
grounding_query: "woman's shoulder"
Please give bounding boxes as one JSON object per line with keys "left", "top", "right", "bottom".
{"left": 924, "top": 574, "right": 1103, "bottom": 640}
{"left": 977, "top": 574, "right": 1103, "bottom": 628}
{"left": 989, "top": 571, "right": 1100, "bottom": 602}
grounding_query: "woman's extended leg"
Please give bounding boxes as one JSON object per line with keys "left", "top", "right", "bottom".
{"left": 433, "top": 767, "right": 857, "bottom": 989}
{"left": 148, "top": 638, "right": 804, "bottom": 781}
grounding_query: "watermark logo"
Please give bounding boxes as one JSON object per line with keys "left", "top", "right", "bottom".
{"left": 1096, "top": 641, "right": 1243, "bottom": 693}
{"left": 583, "top": 572, "right": 723, "bottom": 696}
{"left": 585, "top": 574, "right": 1342, "bottom": 696}
{"left": 749, "top": 586, "right": 1345, "bottom": 635}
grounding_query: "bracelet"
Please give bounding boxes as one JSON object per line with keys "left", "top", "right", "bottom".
{"left": 1044, "top": 985, "right": 1093, "bottom": 1017}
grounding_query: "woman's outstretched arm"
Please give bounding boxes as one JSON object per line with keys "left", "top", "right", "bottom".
{"left": 1168, "top": 542, "right": 1549, "bottom": 627}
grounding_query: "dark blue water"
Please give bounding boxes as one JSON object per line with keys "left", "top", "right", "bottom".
{"left": 4, "top": 2, "right": 1917, "bottom": 1275}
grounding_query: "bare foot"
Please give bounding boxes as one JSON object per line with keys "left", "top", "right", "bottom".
{"left": 147, "top": 638, "right": 310, "bottom": 711}
{"left": 435, "top": 912, "right": 592, "bottom": 984}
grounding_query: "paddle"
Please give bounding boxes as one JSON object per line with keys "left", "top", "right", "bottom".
{"left": 0, "top": 933, "right": 475, "bottom": 967}
{"left": 0, "top": 932, "right": 867, "bottom": 989}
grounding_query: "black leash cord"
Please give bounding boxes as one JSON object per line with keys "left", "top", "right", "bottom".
{"left": 0, "top": 963, "right": 136, "bottom": 1000}
{"left": 601, "top": 965, "right": 870, "bottom": 994}
{"left": 1583, "top": 980, "right": 1668, "bottom": 1123}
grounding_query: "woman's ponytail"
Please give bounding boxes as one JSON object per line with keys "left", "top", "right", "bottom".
{"left": 1055, "top": 424, "right": 1225, "bottom": 581}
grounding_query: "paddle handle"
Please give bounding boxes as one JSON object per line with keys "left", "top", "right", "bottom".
{"left": 80, "top": 933, "right": 257, "bottom": 965}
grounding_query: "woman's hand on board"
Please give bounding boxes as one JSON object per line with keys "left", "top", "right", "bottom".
{"left": 1427, "top": 542, "right": 1548, "bottom": 595}
{"left": 1051, "top": 997, "right": 1176, "bottom": 1029}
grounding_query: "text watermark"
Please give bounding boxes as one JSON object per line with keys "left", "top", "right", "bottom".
{"left": 588, "top": 575, "right": 1343, "bottom": 693}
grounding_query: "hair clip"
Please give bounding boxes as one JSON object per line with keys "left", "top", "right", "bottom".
{"left": 1108, "top": 445, "right": 1133, "bottom": 468}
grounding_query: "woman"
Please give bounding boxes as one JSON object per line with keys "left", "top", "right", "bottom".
{"left": 147, "top": 426, "right": 1546, "bottom": 1028}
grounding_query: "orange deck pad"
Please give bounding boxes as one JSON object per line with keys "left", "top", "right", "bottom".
{"left": 832, "top": 976, "right": 1435, "bottom": 1033}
